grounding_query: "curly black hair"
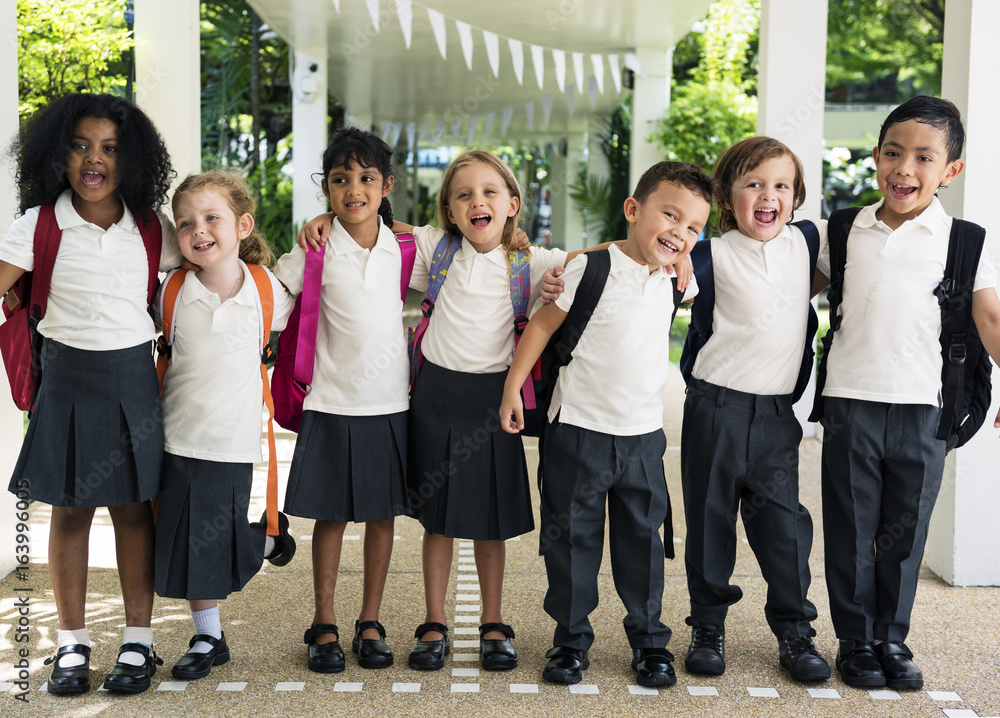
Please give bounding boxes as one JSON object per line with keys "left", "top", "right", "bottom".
{"left": 316, "top": 126, "right": 395, "bottom": 227}
{"left": 11, "top": 93, "right": 175, "bottom": 218}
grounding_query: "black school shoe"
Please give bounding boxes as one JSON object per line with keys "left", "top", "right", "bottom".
{"left": 836, "top": 639, "right": 886, "bottom": 688}
{"left": 352, "top": 620, "right": 393, "bottom": 669}
{"left": 542, "top": 646, "right": 589, "bottom": 684}
{"left": 260, "top": 511, "right": 296, "bottom": 566}
{"left": 632, "top": 647, "right": 677, "bottom": 687}
{"left": 44, "top": 644, "right": 91, "bottom": 695}
{"left": 685, "top": 624, "right": 726, "bottom": 675}
{"left": 408, "top": 622, "right": 450, "bottom": 671}
{"left": 779, "top": 634, "right": 831, "bottom": 682}
{"left": 171, "top": 634, "right": 230, "bottom": 679}
{"left": 102, "top": 643, "right": 163, "bottom": 694}
{"left": 479, "top": 622, "right": 517, "bottom": 671}
{"left": 304, "top": 624, "right": 345, "bottom": 673}
{"left": 875, "top": 641, "right": 923, "bottom": 689}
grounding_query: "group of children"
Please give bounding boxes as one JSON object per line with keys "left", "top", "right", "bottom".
{"left": 1, "top": 92, "right": 995, "bottom": 696}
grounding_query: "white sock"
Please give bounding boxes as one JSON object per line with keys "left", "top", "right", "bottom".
{"left": 264, "top": 535, "right": 276, "bottom": 557}
{"left": 119, "top": 626, "right": 154, "bottom": 667}
{"left": 190, "top": 607, "right": 223, "bottom": 654}
{"left": 56, "top": 628, "right": 90, "bottom": 668}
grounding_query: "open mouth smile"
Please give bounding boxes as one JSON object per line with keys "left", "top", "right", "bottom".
{"left": 890, "top": 183, "right": 917, "bottom": 200}
{"left": 657, "top": 237, "right": 680, "bottom": 253}
{"left": 82, "top": 172, "right": 105, "bottom": 189}
{"left": 754, "top": 208, "right": 778, "bottom": 227}
{"left": 470, "top": 213, "right": 492, "bottom": 230}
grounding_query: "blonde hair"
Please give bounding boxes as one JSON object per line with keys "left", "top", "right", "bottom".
{"left": 172, "top": 170, "right": 275, "bottom": 266}
{"left": 437, "top": 150, "right": 523, "bottom": 254}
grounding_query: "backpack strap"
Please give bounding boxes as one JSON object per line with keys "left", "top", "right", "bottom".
{"left": 408, "top": 234, "right": 460, "bottom": 388}
{"left": 508, "top": 250, "right": 537, "bottom": 409}
{"left": 791, "top": 219, "right": 821, "bottom": 402}
{"left": 154, "top": 268, "right": 187, "bottom": 392}
{"left": 30, "top": 204, "right": 62, "bottom": 324}
{"left": 134, "top": 208, "right": 163, "bottom": 308}
{"left": 679, "top": 239, "right": 713, "bottom": 384}
{"left": 396, "top": 232, "right": 417, "bottom": 302}
{"left": 809, "top": 206, "right": 862, "bottom": 422}
{"left": 551, "top": 248, "right": 612, "bottom": 375}
{"left": 292, "top": 247, "right": 325, "bottom": 388}
{"left": 936, "top": 218, "right": 986, "bottom": 442}
{"left": 246, "top": 264, "right": 280, "bottom": 537}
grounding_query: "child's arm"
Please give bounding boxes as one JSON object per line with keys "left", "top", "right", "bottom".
{"left": 499, "top": 303, "right": 568, "bottom": 433}
{"left": 297, "top": 212, "right": 336, "bottom": 252}
{"left": 0, "top": 260, "right": 26, "bottom": 301}
{"left": 811, "top": 268, "right": 830, "bottom": 298}
{"left": 971, "top": 287, "right": 1000, "bottom": 428}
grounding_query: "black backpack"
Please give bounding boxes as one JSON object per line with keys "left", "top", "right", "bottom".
{"left": 680, "top": 221, "right": 820, "bottom": 403}
{"left": 520, "top": 248, "right": 686, "bottom": 436}
{"left": 810, "top": 207, "right": 991, "bottom": 452}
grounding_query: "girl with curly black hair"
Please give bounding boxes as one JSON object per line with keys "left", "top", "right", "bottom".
{"left": 0, "top": 93, "right": 182, "bottom": 696}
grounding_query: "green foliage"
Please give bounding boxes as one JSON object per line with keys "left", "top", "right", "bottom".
{"left": 245, "top": 149, "right": 295, "bottom": 257}
{"left": 17, "top": 0, "right": 132, "bottom": 117}
{"left": 696, "top": 0, "right": 761, "bottom": 92}
{"left": 826, "top": 0, "right": 944, "bottom": 100}
{"left": 823, "top": 147, "right": 881, "bottom": 211}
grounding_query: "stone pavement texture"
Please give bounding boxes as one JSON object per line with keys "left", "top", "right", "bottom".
{"left": 2, "top": 366, "right": 999, "bottom": 717}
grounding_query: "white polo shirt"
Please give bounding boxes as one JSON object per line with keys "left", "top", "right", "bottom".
{"left": 159, "top": 262, "right": 295, "bottom": 462}
{"left": 693, "top": 222, "right": 825, "bottom": 396}
{"left": 549, "top": 244, "right": 697, "bottom": 436}
{"left": 0, "top": 189, "right": 182, "bottom": 351}
{"left": 411, "top": 225, "right": 567, "bottom": 374}
{"left": 273, "top": 217, "right": 411, "bottom": 416}
{"left": 819, "top": 198, "right": 997, "bottom": 406}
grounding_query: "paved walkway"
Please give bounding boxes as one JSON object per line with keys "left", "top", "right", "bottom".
{"left": 2, "top": 366, "right": 999, "bottom": 717}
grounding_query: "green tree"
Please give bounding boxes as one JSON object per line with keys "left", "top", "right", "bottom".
{"left": 17, "top": 0, "right": 132, "bottom": 117}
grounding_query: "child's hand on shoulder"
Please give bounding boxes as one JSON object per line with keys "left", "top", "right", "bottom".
{"left": 180, "top": 257, "right": 201, "bottom": 273}
{"left": 499, "top": 387, "right": 524, "bottom": 434}
{"left": 671, "top": 255, "right": 693, "bottom": 291}
{"left": 297, "top": 212, "right": 335, "bottom": 252}
{"left": 513, "top": 227, "right": 531, "bottom": 250}
{"left": 540, "top": 266, "right": 566, "bottom": 304}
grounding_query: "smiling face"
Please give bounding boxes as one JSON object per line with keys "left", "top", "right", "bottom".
{"left": 322, "top": 159, "right": 393, "bottom": 239}
{"left": 173, "top": 188, "right": 253, "bottom": 272}
{"left": 727, "top": 153, "right": 798, "bottom": 242}
{"left": 66, "top": 116, "right": 123, "bottom": 222}
{"left": 444, "top": 162, "right": 520, "bottom": 253}
{"left": 622, "top": 180, "right": 710, "bottom": 272}
{"left": 873, "top": 118, "right": 964, "bottom": 230}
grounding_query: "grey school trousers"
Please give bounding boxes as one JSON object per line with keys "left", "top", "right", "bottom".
{"left": 539, "top": 420, "right": 672, "bottom": 652}
{"left": 820, "top": 397, "right": 945, "bottom": 643}
{"left": 680, "top": 379, "right": 818, "bottom": 640}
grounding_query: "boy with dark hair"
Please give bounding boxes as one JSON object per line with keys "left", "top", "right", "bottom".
{"left": 812, "top": 96, "right": 1000, "bottom": 690}
{"left": 499, "top": 162, "right": 713, "bottom": 688}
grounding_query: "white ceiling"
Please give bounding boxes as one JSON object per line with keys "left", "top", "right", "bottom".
{"left": 249, "top": 0, "right": 714, "bottom": 142}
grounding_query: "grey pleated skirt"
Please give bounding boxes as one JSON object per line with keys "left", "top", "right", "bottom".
{"left": 408, "top": 361, "right": 534, "bottom": 541}
{"left": 154, "top": 453, "right": 266, "bottom": 600}
{"left": 283, "top": 410, "right": 410, "bottom": 523}
{"left": 8, "top": 339, "right": 163, "bottom": 508}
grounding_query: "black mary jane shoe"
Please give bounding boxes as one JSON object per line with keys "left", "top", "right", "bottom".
{"left": 260, "top": 511, "right": 297, "bottom": 567}
{"left": 407, "top": 622, "right": 450, "bottom": 671}
{"left": 542, "top": 646, "right": 589, "bottom": 685}
{"left": 352, "top": 620, "right": 393, "bottom": 669}
{"left": 44, "top": 644, "right": 91, "bottom": 695}
{"left": 171, "top": 634, "right": 231, "bottom": 680}
{"left": 102, "top": 643, "right": 163, "bottom": 694}
{"left": 479, "top": 622, "right": 517, "bottom": 671}
{"left": 632, "top": 647, "right": 677, "bottom": 688}
{"left": 304, "top": 624, "right": 345, "bottom": 673}
{"left": 836, "top": 639, "right": 886, "bottom": 688}
{"left": 875, "top": 641, "right": 923, "bottom": 690}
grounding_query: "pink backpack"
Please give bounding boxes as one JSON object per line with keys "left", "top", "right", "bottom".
{"left": 271, "top": 233, "right": 417, "bottom": 432}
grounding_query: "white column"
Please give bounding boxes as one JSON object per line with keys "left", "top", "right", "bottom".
{"left": 628, "top": 47, "right": 671, "bottom": 196}
{"left": 926, "top": 0, "right": 1000, "bottom": 587}
{"left": 0, "top": 0, "right": 20, "bottom": 579}
{"left": 757, "top": 0, "right": 828, "bottom": 436}
{"left": 549, "top": 136, "right": 586, "bottom": 251}
{"left": 292, "top": 47, "right": 329, "bottom": 229}
{"left": 134, "top": 0, "right": 200, "bottom": 184}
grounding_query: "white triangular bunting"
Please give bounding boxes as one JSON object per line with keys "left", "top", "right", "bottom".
{"left": 390, "top": 122, "right": 403, "bottom": 148}
{"left": 452, "top": 117, "right": 462, "bottom": 138}
{"left": 434, "top": 120, "right": 444, "bottom": 145}
{"left": 624, "top": 52, "right": 646, "bottom": 78}
{"left": 405, "top": 121, "right": 416, "bottom": 149}
{"left": 565, "top": 84, "right": 575, "bottom": 117}
{"left": 484, "top": 112, "right": 495, "bottom": 140}
{"left": 331, "top": 0, "right": 340, "bottom": 12}
{"left": 395, "top": 0, "right": 412, "bottom": 49}
{"left": 508, "top": 39, "right": 524, "bottom": 85}
{"left": 467, "top": 116, "right": 477, "bottom": 145}
{"left": 455, "top": 21, "right": 474, "bottom": 71}
{"left": 365, "top": 0, "right": 380, "bottom": 33}
{"left": 427, "top": 8, "right": 447, "bottom": 60}
{"left": 608, "top": 54, "right": 622, "bottom": 94}
{"left": 483, "top": 31, "right": 500, "bottom": 78}
{"left": 530, "top": 44, "right": 545, "bottom": 89}
{"left": 501, "top": 107, "right": 514, "bottom": 137}
{"left": 591, "top": 54, "right": 604, "bottom": 94}
{"left": 589, "top": 76, "right": 598, "bottom": 109}
{"left": 552, "top": 49, "right": 566, "bottom": 93}
{"left": 380, "top": 121, "right": 392, "bottom": 143}
{"left": 542, "top": 93, "right": 554, "bottom": 126}
{"left": 525, "top": 100, "right": 534, "bottom": 132}
{"left": 572, "top": 52, "right": 584, "bottom": 93}
{"left": 417, "top": 121, "right": 429, "bottom": 144}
